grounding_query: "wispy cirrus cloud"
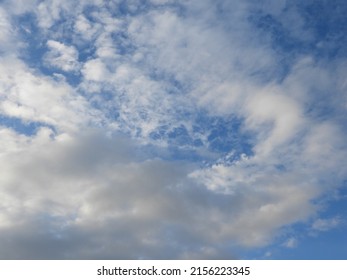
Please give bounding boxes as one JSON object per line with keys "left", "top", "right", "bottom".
{"left": 311, "top": 217, "right": 341, "bottom": 232}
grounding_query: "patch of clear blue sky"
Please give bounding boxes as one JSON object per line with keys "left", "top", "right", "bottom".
{"left": 0, "top": 115, "right": 55, "bottom": 136}
{"left": 260, "top": 215, "right": 347, "bottom": 260}
{"left": 250, "top": 0, "right": 347, "bottom": 60}
{"left": 246, "top": 0, "right": 347, "bottom": 87}
{"left": 148, "top": 111, "right": 254, "bottom": 163}
{"left": 297, "top": 0, "right": 347, "bottom": 59}
{"left": 15, "top": 13, "right": 45, "bottom": 67}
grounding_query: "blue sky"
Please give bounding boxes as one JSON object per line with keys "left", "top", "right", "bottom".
{"left": 0, "top": 0, "right": 346, "bottom": 259}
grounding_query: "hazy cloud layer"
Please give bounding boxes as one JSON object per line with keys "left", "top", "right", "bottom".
{"left": 0, "top": 0, "right": 346, "bottom": 259}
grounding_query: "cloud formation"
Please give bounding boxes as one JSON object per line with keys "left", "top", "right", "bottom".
{"left": 0, "top": 0, "right": 346, "bottom": 259}
{"left": 311, "top": 217, "right": 341, "bottom": 232}
{"left": 45, "top": 40, "right": 80, "bottom": 72}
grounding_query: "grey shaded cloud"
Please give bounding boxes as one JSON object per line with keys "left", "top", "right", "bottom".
{"left": 0, "top": 128, "right": 331, "bottom": 259}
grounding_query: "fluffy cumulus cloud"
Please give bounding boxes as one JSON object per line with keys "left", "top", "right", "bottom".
{"left": 0, "top": 0, "right": 346, "bottom": 259}
{"left": 45, "top": 40, "right": 80, "bottom": 72}
{"left": 0, "top": 57, "right": 98, "bottom": 132}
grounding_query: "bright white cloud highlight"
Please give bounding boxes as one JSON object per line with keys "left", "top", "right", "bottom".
{"left": 0, "top": 57, "right": 100, "bottom": 132}
{"left": 45, "top": 40, "right": 80, "bottom": 72}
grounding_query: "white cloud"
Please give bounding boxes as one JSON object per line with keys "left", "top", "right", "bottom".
{"left": 0, "top": 8, "right": 12, "bottom": 46}
{"left": 35, "top": 0, "right": 74, "bottom": 29}
{"left": 36, "top": 1, "right": 62, "bottom": 29}
{"left": 74, "top": 14, "right": 101, "bottom": 41}
{"left": 2, "top": 0, "right": 39, "bottom": 15}
{"left": 311, "top": 217, "right": 341, "bottom": 232}
{"left": 0, "top": 129, "right": 235, "bottom": 258}
{"left": 190, "top": 160, "right": 319, "bottom": 247}
{"left": 283, "top": 237, "right": 298, "bottom": 248}
{"left": 0, "top": 57, "right": 100, "bottom": 132}
{"left": 244, "top": 85, "right": 305, "bottom": 157}
{"left": 82, "top": 58, "right": 110, "bottom": 82}
{"left": 0, "top": 7, "right": 21, "bottom": 54}
{"left": 45, "top": 40, "right": 80, "bottom": 72}
{"left": 0, "top": 124, "right": 328, "bottom": 257}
